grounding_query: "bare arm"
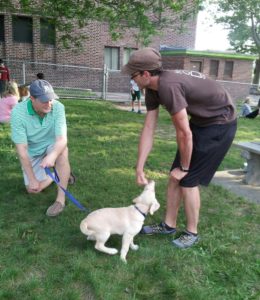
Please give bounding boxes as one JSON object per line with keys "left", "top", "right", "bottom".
{"left": 170, "top": 108, "right": 193, "bottom": 181}
{"left": 136, "top": 108, "right": 159, "bottom": 185}
{"left": 40, "top": 135, "right": 67, "bottom": 168}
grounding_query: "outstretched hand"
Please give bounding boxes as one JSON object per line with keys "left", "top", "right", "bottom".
{"left": 136, "top": 170, "right": 149, "bottom": 186}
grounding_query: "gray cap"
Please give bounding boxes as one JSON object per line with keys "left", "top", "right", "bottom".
{"left": 121, "top": 47, "right": 162, "bottom": 76}
{"left": 30, "top": 80, "right": 58, "bottom": 102}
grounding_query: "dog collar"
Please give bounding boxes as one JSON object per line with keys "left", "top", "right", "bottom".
{"left": 134, "top": 205, "right": 146, "bottom": 218}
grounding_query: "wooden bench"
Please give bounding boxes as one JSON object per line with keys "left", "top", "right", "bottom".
{"left": 234, "top": 141, "right": 260, "bottom": 186}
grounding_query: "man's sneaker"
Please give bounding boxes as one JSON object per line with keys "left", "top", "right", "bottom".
{"left": 140, "top": 222, "right": 176, "bottom": 235}
{"left": 68, "top": 172, "right": 76, "bottom": 185}
{"left": 46, "top": 201, "right": 65, "bottom": 217}
{"left": 172, "top": 231, "right": 199, "bottom": 249}
{"left": 137, "top": 110, "right": 142, "bottom": 114}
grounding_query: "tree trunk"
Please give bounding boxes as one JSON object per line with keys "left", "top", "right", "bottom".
{"left": 253, "top": 58, "right": 260, "bottom": 85}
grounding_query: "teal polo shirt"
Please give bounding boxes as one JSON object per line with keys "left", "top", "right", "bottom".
{"left": 11, "top": 99, "right": 67, "bottom": 157}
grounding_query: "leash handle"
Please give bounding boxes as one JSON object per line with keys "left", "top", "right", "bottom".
{"left": 45, "top": 167, "right": 87, "bottom": 212}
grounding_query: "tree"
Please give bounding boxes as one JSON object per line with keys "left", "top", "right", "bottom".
{"left": 211, "top": 0, "right": 260, "bottom": 84}
{"left": 0, "top": 0, "right": 202, "bottom": 48}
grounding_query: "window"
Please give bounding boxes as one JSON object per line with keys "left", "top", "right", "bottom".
{"left": 12, "top": 16, "right": 32, "bottom": 43}
{"left": 40, "top": 18, "right": 55, "bottom": 45}
{"left": 224, "top": 61, "right": 234, "bottom": 78}
{"left": 123, "top": 48, "right": 137, "bottom": 65}
{"left": 104, "top": 47, "right": 119, "bottom": 70}
{"left": 0, "top": 15, "right": 4, "bottom": 42}
{"left": 190, "top": 60, "right": 202, "bottom": 72}
{"left": 209, "top": 60, "right": 219, "bottom": 77}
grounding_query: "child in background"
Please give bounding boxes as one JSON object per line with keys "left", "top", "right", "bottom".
{"left": 130, "top": 79, "right": 142, "bottom": 114}
{"left": 0, "top": 81, "right": 19, "bottom": 123}
{"left": 18, "top": 85, "right": 30, "bottom": 102}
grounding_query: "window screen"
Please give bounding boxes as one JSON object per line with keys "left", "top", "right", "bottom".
{"left": 209, "top": 60, "right": 219, "bottom": 77}
{"left": 12, "top": 16, "right": 32, "bottom": 43}
{"left": 224, "top": 61, "right": 234, "bottom": 78}
{"left": 104, "top": 47, "right": 119, "bottom": 70}
{"left": 190, "top": 60, "right": 202, "bottom": 72}
{"left": 123, "top": 48, "right": 137, "bottom": 65}
{"left": 0, "top": 15, "right": 4, "bottom": 42}
{"left": 40, "top": 18, "right": 55, "bottom": 45}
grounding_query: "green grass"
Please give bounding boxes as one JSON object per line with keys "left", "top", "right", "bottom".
{"left": 0, "top": 100, "right": 259, "bottom": 300}
{"left": 54, "top": 87, "right": 98, "bottom": 99}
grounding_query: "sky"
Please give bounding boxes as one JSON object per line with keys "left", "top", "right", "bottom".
{"left": 195, "top": 6, "right": 231, "bottom": 51}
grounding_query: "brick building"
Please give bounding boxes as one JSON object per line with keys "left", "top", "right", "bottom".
{"left": 0, "top": 10, "right": 257, "bottom": 100}
{"left": 0, "top": 9, "right": 197, "bottom": 94}
{"left": 0, "top": 13, "right": 197, "bottom": 69}
{"left": 161, "top": 48, "right": 257, "bottom": 100}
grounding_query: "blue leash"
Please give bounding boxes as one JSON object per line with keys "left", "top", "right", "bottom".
{"left": 45, "top": 167, "right": 88, "bottom": 212}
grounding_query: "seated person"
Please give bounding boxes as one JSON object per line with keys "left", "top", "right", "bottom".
{"left": 11, "top": 79, "right": 72, "bottom": 217}
{"left": 0, "top": 81, "right": 19, "bottom": 123}
{"left": 240, "top": 97, "right": 259, "bottom": 119}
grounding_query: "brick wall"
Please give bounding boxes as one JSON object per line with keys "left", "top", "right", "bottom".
{"left": 0, "top": 10, "right": 197, "bottom": 67}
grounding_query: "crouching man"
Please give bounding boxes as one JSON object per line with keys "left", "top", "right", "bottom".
{"left": 11, "top": 80, "right": 72, "bottom": 217}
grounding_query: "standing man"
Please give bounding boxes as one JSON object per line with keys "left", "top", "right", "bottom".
{"left": 122, "top": 48, "right": 237, "bottom": 248}
{"left": 11, "top": 80, "right": 72, "bottom": 217}
{"left": 0, "top": 59, "right": 10, "bottom": 97}
{"left": 130, "top": 79, "right": 142, "bottom": 114}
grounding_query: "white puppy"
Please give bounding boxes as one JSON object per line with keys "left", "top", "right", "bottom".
{"left": 80, "top": 180, "right": 160, "bottom": 263}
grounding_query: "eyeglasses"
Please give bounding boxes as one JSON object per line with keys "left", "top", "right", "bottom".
{"left": 131, "top": 72, "right": 141, "bottom": 80}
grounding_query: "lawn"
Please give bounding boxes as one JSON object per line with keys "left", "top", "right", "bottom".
{"left": 0, "top": 100, "right": 259, "bottom": 300}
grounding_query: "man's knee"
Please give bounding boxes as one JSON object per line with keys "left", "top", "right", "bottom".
{"left": 57, "top": 146, "right": 69, "bottom": 162}
{"left": 168, "top": 176, "right": 180, "bottom": 188}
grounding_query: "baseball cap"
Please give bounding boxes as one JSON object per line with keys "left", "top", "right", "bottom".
{"left": 121, "top": 47, "right": 162, "bottom": 76}
{"left": 30, "top": 80, "right": 59, "bottom": 102}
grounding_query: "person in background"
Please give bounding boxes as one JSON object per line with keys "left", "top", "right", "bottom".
{"left": 0, "top": 59, "right": 10, "bottom": 97}
{"left": 11, "top": 80, "right": 74, "bottom": 217}
{"left": 130, "top": 79, "right": 142, "bottom": 114}
{"left": 240, "top": 97, "right": 259, "bottom": 119}
{"left": 0, "top": 81, "right": 19, "bottom": 123}
{"left": 18, "top": 85, "right": 30, "bottom": 102}
{"left": 122, "top": 48, "right": 237, "bottom": 249}
{"left": 36, "top": 73, "right": 45, "bottom": 80}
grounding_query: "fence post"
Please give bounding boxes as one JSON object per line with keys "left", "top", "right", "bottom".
{"left": 22, "top": 62, "right": 26, "bottom": 84}
{"left": 102, "top": 64, "right": 108, "bottom": 100}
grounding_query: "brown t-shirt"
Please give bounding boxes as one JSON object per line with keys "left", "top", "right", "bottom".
{"left": 145, "top": 70, "right": 236, "bottom": 126}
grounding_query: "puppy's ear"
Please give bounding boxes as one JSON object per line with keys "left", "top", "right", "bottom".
{"left": 149, "top": 200, "right": 160, "bottom": 215}
{"left": 132, "top": 196, "right": 142, "bottom": 203}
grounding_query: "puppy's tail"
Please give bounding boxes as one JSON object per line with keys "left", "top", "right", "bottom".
{"left": 80, "top": 219, "right": 91, "bottom": 236}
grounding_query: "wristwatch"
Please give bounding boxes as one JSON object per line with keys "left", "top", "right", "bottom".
{"left": 180, "top": 165, "right": 190, "bottom": 172}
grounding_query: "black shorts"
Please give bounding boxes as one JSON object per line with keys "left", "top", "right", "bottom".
{"left": 131, "top": 90, "right": 141, "bottom": 101}
{"left": 170, "top": 119, "right": 237, "bottom": 187}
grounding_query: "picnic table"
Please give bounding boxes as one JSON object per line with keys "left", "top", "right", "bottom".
{"left": 234, "top": 141, "right": 260, "bottom": 186}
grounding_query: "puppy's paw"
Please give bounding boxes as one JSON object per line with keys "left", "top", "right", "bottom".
{"left": 120, "top": 256, "right": 127, "bottom": 264}
{"left": 108, "top": 248, "right": 118, "bottom": 255}
{"left": 131, "top": 244, "right": 139, "bottom": 251}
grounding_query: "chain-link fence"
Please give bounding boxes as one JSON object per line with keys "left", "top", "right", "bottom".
{"left": 4, "top": 59, "right": 260, "bottom": 103}
{"left": 5, "top": 59, "right": 131, "bottom": 100}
